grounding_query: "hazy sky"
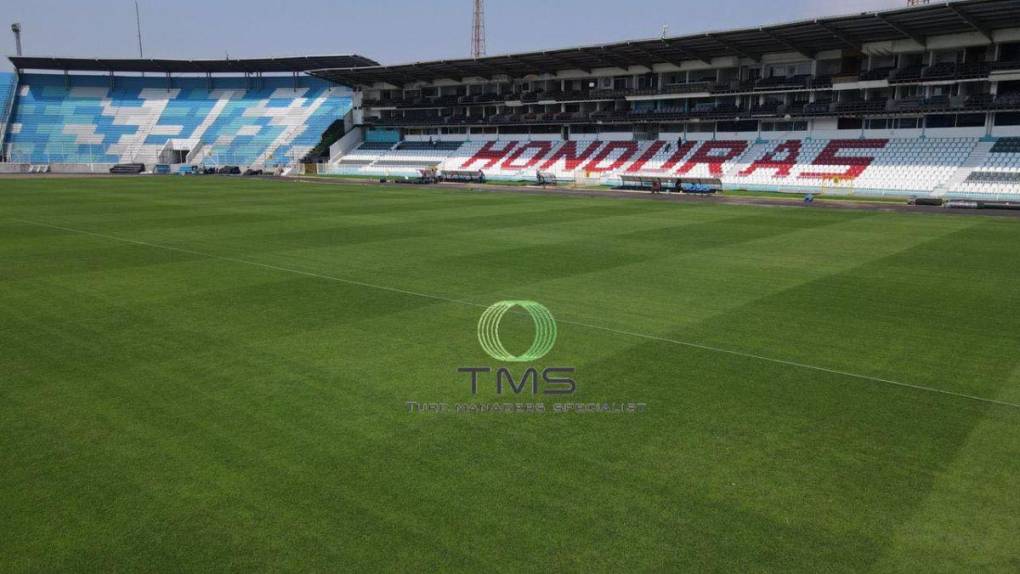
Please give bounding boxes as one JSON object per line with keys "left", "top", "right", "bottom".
{"left": 2, "top": 0, "right": 904, "bottom": 71}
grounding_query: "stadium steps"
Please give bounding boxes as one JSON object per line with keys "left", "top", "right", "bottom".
{"left": 942, "top": 140, "right": 995, "bottom": 195}
{"left": 187, "top": 97, "right": 234, "bottom": 162}
{"left": 252, "top": 122, "right": 304, "bottom": 170}
{"left": 129, "top": 100, "right": 169, "bottom": 165}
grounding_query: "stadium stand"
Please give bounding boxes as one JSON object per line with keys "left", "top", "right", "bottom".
{"left": 3, "top": 74, "right": 352, "bottom": 169}
{"left": 0, "top": 72, "right": 17, "bottom": 152}
{"left": 316, "top": 0, "right": 1020, "bottom": 200}
{"left": 333, "top": 140, "right": 470, "bottom": 174}
{"left": 4, "top": 0, "right": 1020, "bottom": 201}
{"left": 324, "top": 136, "right": 1020, "bottom": 197}
{"left": 730, "top": 138, "right": 976, "bottom": 192}
{"left": 955, "top": 137, "right": 1020, "bottom": 195}
{"left": 335, "top": 142, "right": 397, "bottom": 167}
{"left": 374, "top": 141, "right": 467, "bottom": 168}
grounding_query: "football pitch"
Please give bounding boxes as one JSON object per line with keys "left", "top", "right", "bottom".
{"left": 2, "top": 177, "right": 1019, "bottom": 572}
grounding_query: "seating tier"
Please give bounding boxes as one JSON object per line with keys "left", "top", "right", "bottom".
{"left": 4, "top": 74, "right": 352, "bottom": 167}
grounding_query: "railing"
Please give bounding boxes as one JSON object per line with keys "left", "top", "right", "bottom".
{"left": 0, "top": 142, "right": 308, "bottom": 170}
{"left": 198, "top": 145, "right": 308, "bottom": 169}
{"left": 368, "top": 94, "right": 1020, "bottom": 128}
{"left": 2, "top": 143, "right": 114, "bottom": 165}
{"left": 251, "top": 124, "right": 305, "bottom": 169}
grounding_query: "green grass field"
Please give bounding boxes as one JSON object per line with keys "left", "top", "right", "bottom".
{"left": 2, "top": 177, "right": 1019, "bottom": 572}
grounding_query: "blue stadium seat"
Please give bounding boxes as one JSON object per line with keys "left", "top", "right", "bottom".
{"left": 3, "top": 74, "right": 353, "bottom": 167}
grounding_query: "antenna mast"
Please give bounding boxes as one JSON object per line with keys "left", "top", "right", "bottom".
{"left": 11, "top": 23, "right": 22, "bottom": 57}
{"left": 472, "top": 0, "right": 486, "bottom": 58}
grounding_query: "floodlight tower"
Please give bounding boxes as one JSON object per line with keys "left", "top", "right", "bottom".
{"left": 11, "top": 23, "right": 22, "bottom": 57}
{"left": 135, "top": 1, "right": 144, "bottom": 58}
{"left": 472, "top": 0, "right": 486, "bottom": 58}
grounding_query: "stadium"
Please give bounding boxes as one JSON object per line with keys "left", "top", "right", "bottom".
{"left": 1, "top": 0, "right": 1019, "bottom": 571}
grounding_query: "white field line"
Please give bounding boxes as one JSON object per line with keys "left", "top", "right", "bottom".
{"left": 16, "top": 218, "right": 1020, "bottom": 411}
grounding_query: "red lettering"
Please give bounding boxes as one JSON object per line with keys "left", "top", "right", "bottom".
{"left": 625, "top": 141, "right": 666, "bottom": 173}
{"left": 677, "top": 141, "right": 748, "bottom": 176}
{"left": 738, "top": 140, "right": 802, "bottom": 178}
{"left": 658, "top": 141, "right": 697, "bottom": 172}
{"left": 582, "top": 141, "right": 640, "bottom": 173}
{"left": 540, "top": 141, "right": 603, "bottom": 171}
{"left": 799, "top": 139, "right": 888, "bottom": 181}
{"left": 460, "top": 141, "right": 518, "bottom": 170}
{"left": 500, "top": 141, "right": 554, "bottom": 170}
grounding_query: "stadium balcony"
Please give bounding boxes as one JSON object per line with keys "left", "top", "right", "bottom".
{"left": 859, "top": 67, "right": 895, "bottom": 82}
{"left": 891, "top": 96, "right": 925, "bottom": 112}
{"left": 660, "top": 82, "right": 713, "bottom": 95}
{"left": 755, "top": 75, "right": 810, "bottom": 91}
{"left": 833, "top": 99, "right": 889, "bottom": 115}
{"left": 993, "top": 92, "right": 1020, "bottom": 108}
{"left": 889, "top": 65, "right": 926, "bottom": 83}
{"left": 802, "top": 101, "right": 835, "bottom": 115}
{"left": 366, "top": 92, "right": 1015, "bottom": 129}
{"left": 965, "top": 93, "right": 995, "bottom": 109}
{"left": 708, "top": 81, "right": 753, "bottom": 95}
{"left": 541, "top": 90, "right": 579, "bottom": 101}
{"left": 362, "top": 74, "right": 889, "bottom": 116}
{"left": 957, "top": 62, "right": 993, "bottom": 80}
{"left": 923, "top": 62, "right": 962, "bottom": 81}
{"left": 810, "top": 76, "right": 834, "bottom": 90}
{"left": 750, "top": 102, "right": 782, "bottom": 117}
{"left": 990, "top": 59, "right": 1020, "bottom": 72}
{"left": 919, "top": 95, "right": 956, "bottom": 112}
{"left": 921, "top": 62, "right": 992, "bottom": 82}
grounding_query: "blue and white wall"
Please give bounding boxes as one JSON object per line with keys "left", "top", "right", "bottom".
{"left": 3, "top": 73, "right": 352, "bottom": 167}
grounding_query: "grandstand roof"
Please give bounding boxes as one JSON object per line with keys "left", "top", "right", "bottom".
{"left": 7, "top": 55, "right": 379, "bottom": 74}
{"left": 311, "top": 0, "right": 1020, "bottom": 87}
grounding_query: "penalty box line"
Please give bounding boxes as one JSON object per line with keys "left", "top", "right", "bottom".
{"left": 18, "top": 218, "right": 1020, "bottom": 412}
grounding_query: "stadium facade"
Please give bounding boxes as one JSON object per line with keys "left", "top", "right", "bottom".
{"left": 2, "top": 0, "right": 1020, "bottom": 198}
